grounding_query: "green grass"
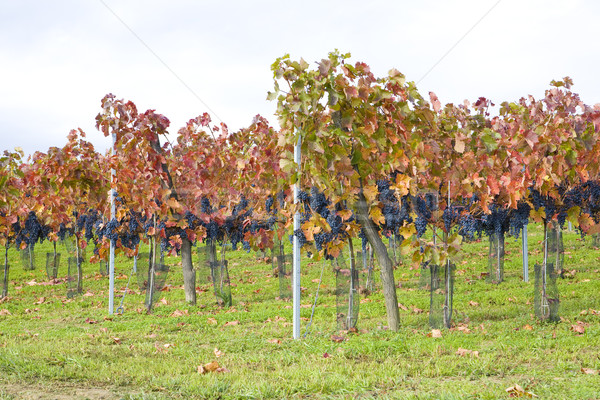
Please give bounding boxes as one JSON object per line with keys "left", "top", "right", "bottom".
{"left": 1, "top": 224, "right": 599, "bottom": 399}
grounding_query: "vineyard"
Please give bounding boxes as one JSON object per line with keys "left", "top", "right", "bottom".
{"left": 1, "top": 52, "right": 600, "bottom": 398}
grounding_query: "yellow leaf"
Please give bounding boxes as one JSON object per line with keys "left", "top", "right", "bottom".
{"left": 369, "top": 206, "right": 385, "bottom": 226}
{"left": 398, "top": 224, "right": 416, "bottom": 239}
{"left": 391, "top": 174, "right": 411, "bottom": 196}
{"left": 529, "top": 207, "right": 546, "bottom": 223}
{"left": 363, "top": 185, "right": 379, "bottom": 203}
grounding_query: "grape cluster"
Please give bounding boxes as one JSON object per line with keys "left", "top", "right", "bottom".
{"left": 413, "top": 193, "right": 437, "bottom": 238}
{"left": 508, "top": 201, "right": 531, "bottom": 238}
{"left": 200, "top": 196, "right": 213, "bottom": 214}
{"left": 458, "top": 212, "right": 481, "bottom": 240}
{"left": 481, "top": 204, "right": 510, "bottom": 238}
{"left": 265, "top": 195, "right": 274, "bottom": 214}
{"left": 20, "top": 211, "right": 46, "bottom": 247}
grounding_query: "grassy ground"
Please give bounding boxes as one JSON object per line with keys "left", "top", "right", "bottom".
{"left": 0, "top": 223, "right": 599, "bottom": 399}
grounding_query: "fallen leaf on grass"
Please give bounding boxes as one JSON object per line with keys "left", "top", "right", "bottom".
{"left": 33, "top": 297, "right": 45, "bottom": 305}
{"left": 323, "top": 352, "right": 331, "bottom": 358}
{"left": 330, "top": 335, "right": 346, "bottom": 343}
{"left": 112, "top": 337, "right": 121, "bottom": 344}
{"left": 154, "top": 342, "right": 175, "bottom": 353}
{"left": 214, "top": 348, "right": 224, "bottom": 358}
{"left": 207, "top": 317, "right": 218, "bottom": 325}
{"left": 267, "top": 339, "right": 281, "bottom": 345}
{"left": 397, "top": 303, "right": 409, "bottom": 311}
{"left": 522, "top": 324, "right": 534, "bottom": 331}
{"left": 412, "top": 307, "right": 424, "bottom": 314}
{"left": 85, "top": 317, "right": 97, "bottom": 324}
{"left": 224, "top": 320, "right": 239, "bottom": 326}
{"left": 453, "top": 325, "right": 471, "bottom": 334}
{"left": 456, "top": 348, "right": 479, "bottom": 357}
{"left": 159, "top": 298, "right": 169, "bottom": 306}
{"left": 170, "top": 309, "right": 189, "bottom": 317}
{"left": 427, "top": 329, "right": 442, "bottom": 338}
{"left": 83, "top": 291, "right": 94, "bottom": 297}
{"left": 505, "top": 384, "right": 537, "bottom": 398}
{"left": 571, "top": 322, "right": 587, "bottom": 335}
{"left": 360, "top": 298, "right": 371, "bottom": 304}
{"left": 468, "top": 301, "right": 479, "bottom": 307}
{"left": 197, "top": 361, "right": 229, "bottom": 374}
{"left": 581, "top": 368, "right": 599, "bottom": 375}
{"left": 0, "top": 309, "right": 11, "bottom": 316}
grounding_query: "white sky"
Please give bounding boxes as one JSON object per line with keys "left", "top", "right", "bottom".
{"left": 1, "top": 0, "right": 599, "bottom": 156}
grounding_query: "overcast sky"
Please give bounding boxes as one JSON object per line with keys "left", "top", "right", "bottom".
{"left": 1, "top": 0, "right": 599, "bottom": 156}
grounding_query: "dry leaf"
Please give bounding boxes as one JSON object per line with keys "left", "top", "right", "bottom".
{"left": 455, "top": 325, "right": 471, "bottom": 334}
{"left": 469, "top": 300, "right": 479, "bottom": 307}
{"left": 0, "top": 309, "right": 11, "bottom": 316}
{"left": 34, "top": 297, "right": 45, "bottom": 305}
{"left": 198, "top": 361, "right": 220, "bottom": 374}
{"left": 412, "top": 307, "right": 424, "bottom": 314}
{"left": 397, "top": 303, "right": 409, "bottom": 311}
{"left": 456, "top": 348, "right": 479, "bottom": 357}
{"left": 224, "top": 320, "right": 239, "bottom": 326}
{"left": 83, "top": 291, "right": 94, "bottom": 297}
{"left": 572, "top": 325, "right": 585, "bottom": 334}
{"left": 581, "top": 368, "right": 599, "bottom": 375}
{"left": 323, "top": 352, "right": 331, "bottom": 358}
{"left": 159, "top": 298, "right": 169, "bottom": 305}
{"left": 170, "top": 309, "right": 189, "bottom": 317}
{"left": 85, "top": 317, "right": 97, "bottom": 324}
{"left": 112, "top": 337, "right": 121, "bottom": 344}
{"left": 523, "top": 324, "right": 534, "bottom": 331}
{"left": 505, "top": 384, "right": 537, "bottom": 398}
{"left": 207, "top": 317, "right": 218, "bottom": 325}
{"left": 428, "top": 329, "right": 442, "bottom": 338}
{"left": 154, "top": 342, "right": 167, "bottom": 353}
{"left": 214, "top": 348, "right": 224, "bottom": 358}
{"left": 267, "top": 339, "right": 281, "bottom": 345}
{"left": 330, "top": 335, "right": 346, "bottom": 343}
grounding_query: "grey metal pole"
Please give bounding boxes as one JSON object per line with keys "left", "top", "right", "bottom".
{"left": 109, "top": 132, "right": 116, "bottom": 315}
{"left": 292, "top": 134, "right": 302, "bottom": 339}
{"left": 522, "top": 223, "right": 528, "bottom": 282}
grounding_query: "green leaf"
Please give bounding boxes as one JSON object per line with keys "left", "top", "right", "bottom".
{"left": 480, "top": 128, "right": 499, "bottom": 152}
